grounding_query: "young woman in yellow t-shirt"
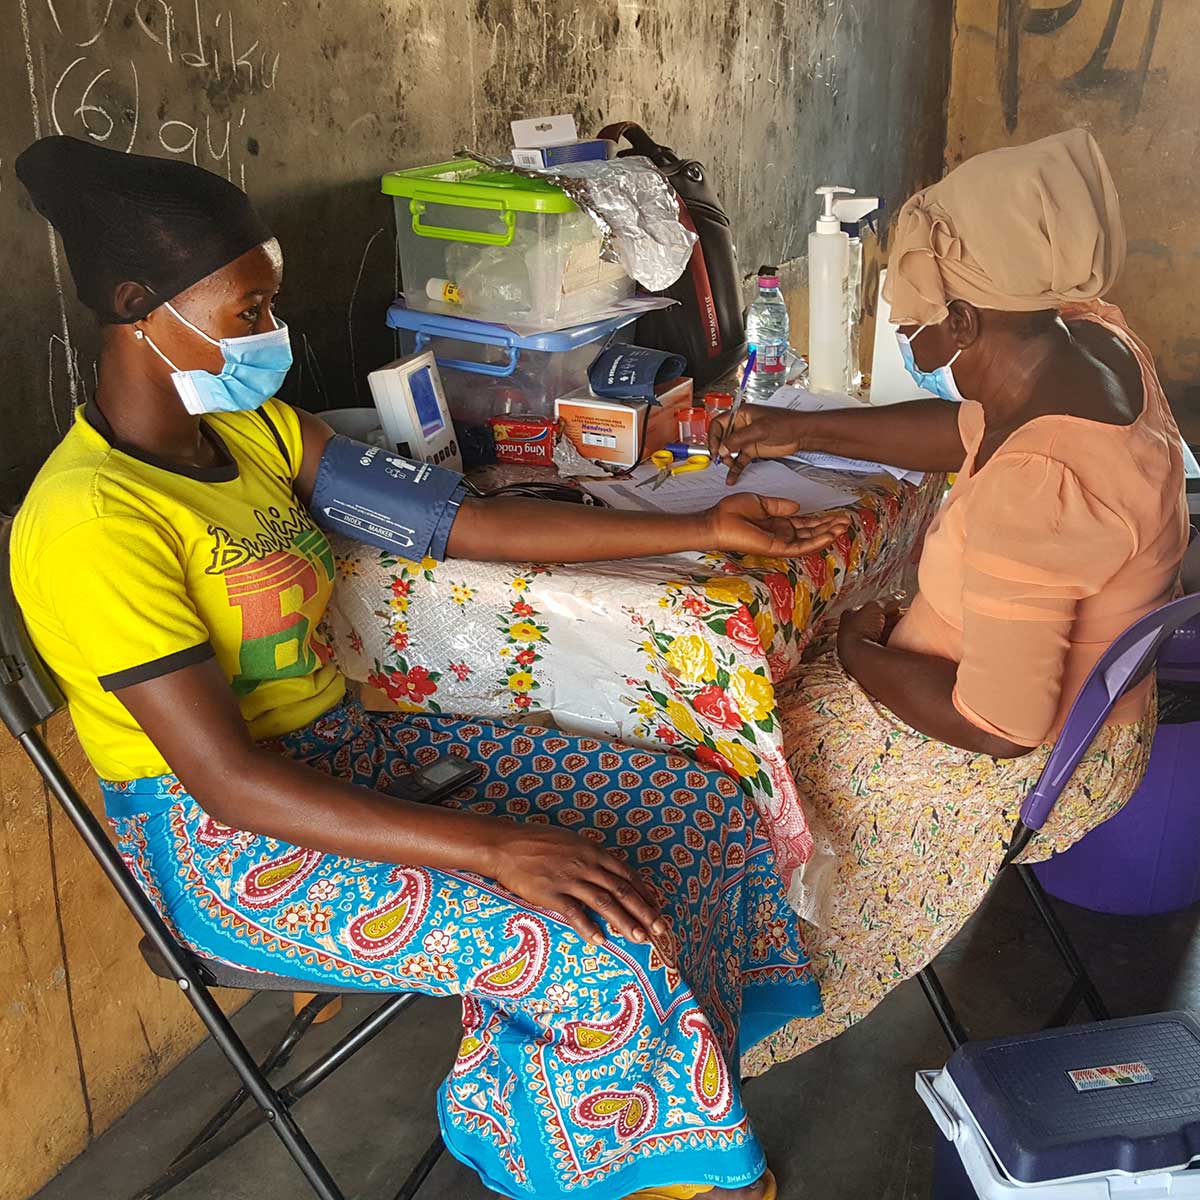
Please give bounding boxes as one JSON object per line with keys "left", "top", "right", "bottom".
{"left": 10, "top": 136, "right": 848, "bottom": 1200}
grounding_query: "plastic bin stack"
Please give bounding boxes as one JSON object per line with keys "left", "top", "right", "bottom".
{"left": 380, "top": 158, "right": 645, "bottom": 456}
{"left": 383, "top": 158, "right": 634, "bottom": 332}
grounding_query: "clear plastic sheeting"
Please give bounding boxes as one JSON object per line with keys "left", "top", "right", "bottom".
{"left": 325, "top": 470, "right": 945, "bottom": 909}
{"left": 461, "top": 149, "right": 697, "bottom": 292}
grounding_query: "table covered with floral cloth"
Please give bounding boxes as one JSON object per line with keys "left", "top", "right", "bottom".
{"left": 325, "top": 469, "right": 944, "bottom": 903}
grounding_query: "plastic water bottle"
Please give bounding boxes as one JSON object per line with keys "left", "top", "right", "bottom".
{"left": 744, "top": 266, "right": 789, "bottom": 402}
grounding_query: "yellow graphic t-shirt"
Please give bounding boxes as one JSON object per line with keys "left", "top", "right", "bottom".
{"left": 11, "top": 398, "right": 345, "bottom": 781}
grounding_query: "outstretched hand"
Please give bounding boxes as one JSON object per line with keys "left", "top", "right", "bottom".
{"left": 707, "top": 493, "right": 850, "bottom": 558}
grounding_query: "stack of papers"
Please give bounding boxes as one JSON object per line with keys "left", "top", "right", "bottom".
{"left": 580, "top": 460, "right": 857, "bottom": 515}
{"left": 499, "top": 295, "right": 676, "bottom": 336}
{"left": 758, "top": 384, "right": 862, "bottom": 414}
{"left": 789, "top": 450, "right": 924, "bottom": 486}
{"left": 758, "top": 385, "right": 925, "bottom": 485}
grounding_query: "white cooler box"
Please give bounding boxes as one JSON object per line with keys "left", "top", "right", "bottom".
{"left": 918, "top": 1013, "right": 1200, "bottom": 1199}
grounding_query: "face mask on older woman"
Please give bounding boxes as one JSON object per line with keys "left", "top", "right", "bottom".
{"left": 896, "top": 324, "right": 967, "bottom": 403}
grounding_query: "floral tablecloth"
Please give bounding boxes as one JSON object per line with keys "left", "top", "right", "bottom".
{"left": 326, "top": 470, "right": 944, "bottom": 898}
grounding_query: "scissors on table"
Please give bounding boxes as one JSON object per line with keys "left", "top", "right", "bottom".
{"left": 636, "top": 448, "right": 712, "bottom": 491}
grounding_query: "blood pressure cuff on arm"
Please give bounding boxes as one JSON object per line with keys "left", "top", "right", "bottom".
{"left": 310, "top": 436, "right": 466, "bottom": 560}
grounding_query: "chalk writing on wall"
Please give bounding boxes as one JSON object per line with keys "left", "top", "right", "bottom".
{"left": 996, "top": 0, "right": 1166, "bottom": 133}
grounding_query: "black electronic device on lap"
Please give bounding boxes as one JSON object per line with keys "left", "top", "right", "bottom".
{"left": 393, "top": 756, "right": 485, "bottom": 804}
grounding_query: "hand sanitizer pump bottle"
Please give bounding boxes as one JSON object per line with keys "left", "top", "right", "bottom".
{"left": 808, "top": 185, "right": 855, "bottom": 394}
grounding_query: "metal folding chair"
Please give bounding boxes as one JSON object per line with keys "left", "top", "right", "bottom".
{"left": 917, "top": 576, "right": 1200, "bottom": 1050}
{"left": 0, "top": 519, "right": 443, "bottom": 1200}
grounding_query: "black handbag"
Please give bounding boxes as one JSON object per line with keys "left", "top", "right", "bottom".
{"left": 598, "top": 122, "right": 747, "bottom": 388}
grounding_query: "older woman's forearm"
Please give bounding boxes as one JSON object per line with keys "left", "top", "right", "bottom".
{"left": 802, "top": 398, "right": 967, "bottom": 472}
{"left": 837, "top": 635, "right": 1033, "bottom": 758}
{"left": 714, "top": 397, "right": 967, "bottom": 477}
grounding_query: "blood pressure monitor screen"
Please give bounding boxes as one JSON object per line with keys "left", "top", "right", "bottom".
{"left": 409, "top": 365, "right": 445, "bottom": 438}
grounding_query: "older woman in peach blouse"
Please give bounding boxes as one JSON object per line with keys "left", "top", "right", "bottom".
{"left": 714, "top": 130, "right": 1189, "bottom": 1073}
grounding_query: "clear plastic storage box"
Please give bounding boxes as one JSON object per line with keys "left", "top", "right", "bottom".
{"left": 382, "top": 159, "right": 634, "bottom": 330}
{"left": 385, "top": 303, "right": 636, "bottom": 425}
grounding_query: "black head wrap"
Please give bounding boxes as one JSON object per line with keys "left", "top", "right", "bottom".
{"left": 15, "top": 135, "right": 273, "bottom": 323}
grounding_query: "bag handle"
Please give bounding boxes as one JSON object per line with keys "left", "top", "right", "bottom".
{"left": 597, "top": 122, "right": 680, "bottom": 169}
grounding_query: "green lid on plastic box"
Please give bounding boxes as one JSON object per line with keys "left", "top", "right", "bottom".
{"left": 381, "top": 158, "right": 577, "bottom": 214}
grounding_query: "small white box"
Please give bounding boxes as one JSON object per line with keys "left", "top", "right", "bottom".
{"left": 511, "top": 114, "right": 578, "bottom": 148}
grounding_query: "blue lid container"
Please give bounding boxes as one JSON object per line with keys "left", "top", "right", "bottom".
{"left": 384, "top": 302, "right": 640, "bottom": 426}
{"left": 946, "top": 1012, "right": 1200, "bottom": 1185}
{"left": 385, "top": 303, "right": 636, "bottom": 379}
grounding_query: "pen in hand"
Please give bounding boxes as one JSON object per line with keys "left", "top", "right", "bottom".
{"left": 715, "top": 349, "right": 757, "bottom": 467}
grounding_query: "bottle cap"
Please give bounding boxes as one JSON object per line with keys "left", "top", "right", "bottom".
{"left": 757, "top": 264, "right": 780, "bottom": 286}
{"left": 427, "top": 277, "right": 462, "bottom": 304}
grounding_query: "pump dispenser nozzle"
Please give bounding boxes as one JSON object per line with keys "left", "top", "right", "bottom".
{"left": 815, "top": 186, "right": 855, "bottom": 235}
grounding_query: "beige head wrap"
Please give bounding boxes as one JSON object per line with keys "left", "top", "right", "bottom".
{"left": 883, "top": 129, "right": 1126, "bottom": 326}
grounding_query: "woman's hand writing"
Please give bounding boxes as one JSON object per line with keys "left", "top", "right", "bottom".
{"left": 707, "top": 494, "right": 849, "bottom": 558}
{"left": 708, "top": 405, "right": 809, "bottom": 482}
{"left": 482, "top": 824, "right": 666, "bottom": 947}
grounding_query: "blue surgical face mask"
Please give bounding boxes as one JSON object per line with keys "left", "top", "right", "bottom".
{"left": 896, "top": 323, "right": 966, "bottom": 403}
{"left": 138, "top": 302, "right": 292, "bottom": 415}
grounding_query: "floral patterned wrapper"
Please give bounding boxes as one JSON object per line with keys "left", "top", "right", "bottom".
{"left": 326, "top": 471, "right": 945, "bottom": 898}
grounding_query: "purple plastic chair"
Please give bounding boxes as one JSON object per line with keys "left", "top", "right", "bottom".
{"left": 916, "top": 580, "right": 1200, "bottom": 1051}
{"left": 1032, "top": 534, "right": 1200, "bottom": 917}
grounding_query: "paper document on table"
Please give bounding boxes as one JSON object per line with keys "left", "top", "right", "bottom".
{"left": 755, "top": 385, "right": 924, "bottom": 484}
{"left": 581, "top": 460, "right": 857, "bottom": 515}
{"left": 790, "top": 451, "right": 924, "bottom": 485}
{"left": 498, "top": 295, "right": 676, "bottom": 336}
{"left": 759, "top": 384, "right": 863, "bottom": 413}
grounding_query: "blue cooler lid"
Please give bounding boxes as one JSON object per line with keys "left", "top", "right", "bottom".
{"left": 947, "top": 1012, "right": 1200, "bottom": 1185}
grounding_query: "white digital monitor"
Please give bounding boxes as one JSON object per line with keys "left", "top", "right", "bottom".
{"left": 367, "top": 351, "right": 462, "bottom": 470}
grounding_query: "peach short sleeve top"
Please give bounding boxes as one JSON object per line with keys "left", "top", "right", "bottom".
{"left": 888, "top": 302, "right": 1188, "bottom": 746}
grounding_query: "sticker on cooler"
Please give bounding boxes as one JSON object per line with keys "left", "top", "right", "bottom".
{"left": 1067, "top": 1061, "right": 1155, "bottom": 1092}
